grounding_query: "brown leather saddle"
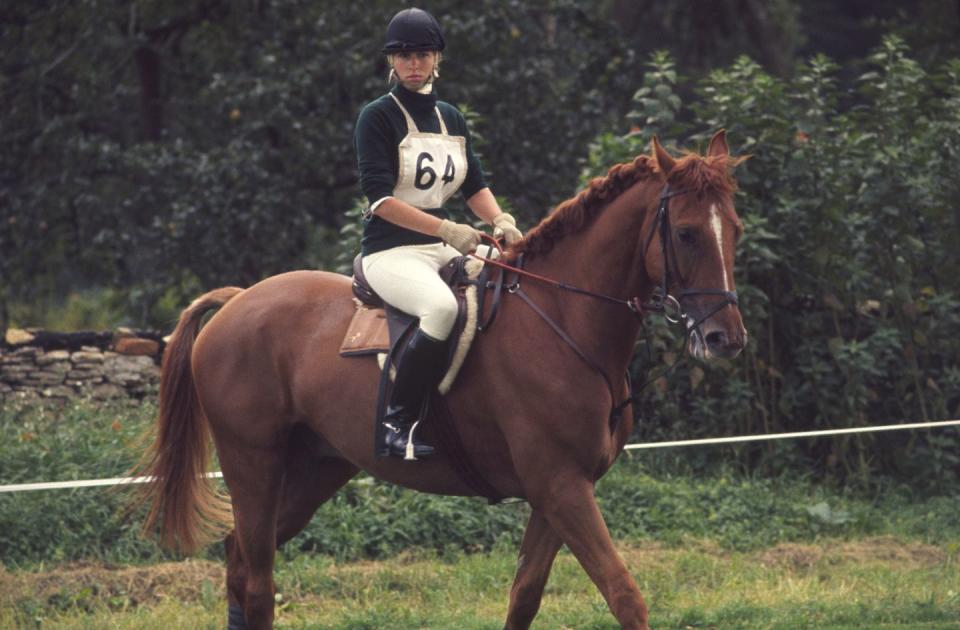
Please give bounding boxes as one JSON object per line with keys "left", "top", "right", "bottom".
{"left": 341, "top": 253, "right": 485, "bottom": 361}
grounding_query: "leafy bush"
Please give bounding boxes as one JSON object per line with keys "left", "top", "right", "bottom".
{"left": 584, "top": 39, "right": 960, "bottom": 487}
{"left": 0, "top": 401, "right": 167, "bottom": 565}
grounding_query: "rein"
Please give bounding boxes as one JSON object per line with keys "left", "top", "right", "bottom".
{"left": 474, "top": 239, "right": 680, "bottom": 320}
{"left": 472, "top": 184, "right": 740, "bottom": 421}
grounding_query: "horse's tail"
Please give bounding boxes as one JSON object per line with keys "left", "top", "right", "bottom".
{"left": 130, "top": 287, "right": 243, "bottom": 554}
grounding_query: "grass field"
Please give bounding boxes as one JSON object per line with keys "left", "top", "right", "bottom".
{"left": 2, "top": 536, "right": 958, "bottom": 629}
{"left": 2, "top": 400, "right": 959, "bottom": 628}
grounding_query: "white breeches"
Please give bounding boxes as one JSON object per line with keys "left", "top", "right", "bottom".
{"left": 362, "top": 242, "right": 499, "bottom": 341}
{"left": 362, "top": 243, "right": 462, "bottom": 340}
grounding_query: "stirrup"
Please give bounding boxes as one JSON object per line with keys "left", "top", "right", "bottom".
{"left": 404, "top": 420, "right": 422, "bottom": 461}
{"left": 384, "top": 420, "right": 434, "bottom": 461}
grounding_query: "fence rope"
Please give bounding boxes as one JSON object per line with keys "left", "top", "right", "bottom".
{"left": 1, "top": 419, "right": 957, "bottom": 493}
{"left": 624, "top": 418, "right": 960, "bottom": 450}
{"left": 0, "top": 472, "right": 223, "bottom": 494}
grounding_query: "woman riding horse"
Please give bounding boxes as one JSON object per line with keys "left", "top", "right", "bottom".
{"left": 134, "top": 123, "right": 747, "bottom": 628}
{"left": 355, "top": 7, "right": 523, "bottom": 459}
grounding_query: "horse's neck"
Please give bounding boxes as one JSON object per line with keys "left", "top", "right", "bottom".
{"left": 524, "top": 178, "right": 658, "bottom": 369}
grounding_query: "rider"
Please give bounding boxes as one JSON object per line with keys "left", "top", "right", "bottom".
{"left": 354, "top": 7, "right": 523, "bottom": 460}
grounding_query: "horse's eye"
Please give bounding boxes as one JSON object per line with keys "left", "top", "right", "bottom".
{"left": 677, "top": 228, "right": 697, "bottom": 246}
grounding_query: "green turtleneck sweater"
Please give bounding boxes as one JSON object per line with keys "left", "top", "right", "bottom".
{"left": 354, "top": 84, "right": 487, "bottom": 256}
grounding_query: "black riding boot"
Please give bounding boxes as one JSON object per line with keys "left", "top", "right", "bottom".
{"left": 383, "top": 328, "right": 448, "bottom": 460}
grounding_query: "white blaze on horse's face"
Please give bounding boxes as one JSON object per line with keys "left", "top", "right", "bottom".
{"left": 679, "top": 198, "right": 746, "bottom": 361}
{"left": 709, "top": 203, "right": 730, "bottom": 293}
{"left": 692, "top": 200, "right": 746, "bottom": 361}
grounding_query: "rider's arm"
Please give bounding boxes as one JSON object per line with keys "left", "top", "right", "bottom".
{"left": 354, "top": 104, "right": 398, "bottom": 214}
{"left": 373, "top": 198, "right": 444, "bottom": 235}
{"left": 466, "top": 187, "right": 504, "bottom": 225}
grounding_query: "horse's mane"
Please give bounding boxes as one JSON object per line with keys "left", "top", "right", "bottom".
{"left": 510, "top": 151, "right": 743, "bottom": 260}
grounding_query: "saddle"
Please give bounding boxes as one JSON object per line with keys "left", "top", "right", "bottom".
{"left": 339, "top": 253, "right": 489, "bottom": 393}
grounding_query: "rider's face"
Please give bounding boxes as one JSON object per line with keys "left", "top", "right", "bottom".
{"left": 390, "top": 51, "right": 437, "bottom": 91}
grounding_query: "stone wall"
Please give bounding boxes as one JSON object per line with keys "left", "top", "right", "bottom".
{"left": 1, "top": 329, "right": 163, "bottom": 405}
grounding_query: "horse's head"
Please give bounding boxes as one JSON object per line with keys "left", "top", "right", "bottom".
{"left": 642, "top": 130, "right": 747, "bottom": 360}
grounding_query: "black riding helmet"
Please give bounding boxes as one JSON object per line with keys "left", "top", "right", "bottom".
{"left": 382, "top": 7, "right": 445, "bottom": 54}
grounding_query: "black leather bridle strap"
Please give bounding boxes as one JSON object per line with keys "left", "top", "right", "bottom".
{"left": 638, "top": 185, "right": 691, "bottom": 313}
{"left": 478, "top": 260, "right": 507, "bottom": 331}
{"left": 678, "top": 288, "right": 739, "bottom": 320}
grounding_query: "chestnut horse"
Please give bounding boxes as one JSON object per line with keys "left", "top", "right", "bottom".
{"left": 134, "top": 132, "right": 746, "bottom": 630}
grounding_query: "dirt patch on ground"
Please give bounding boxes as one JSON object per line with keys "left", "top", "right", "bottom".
{"left": 1, "top": 537, "right": 949, "bottom": 612}
{"left": 618, "top": 536, "right": 948, "bottom": 572}
{"left": 0, "top": 559, "right": 224, "bottom": 609}
{"left": 758, "top": 535, "right": 947, "bottom": 570}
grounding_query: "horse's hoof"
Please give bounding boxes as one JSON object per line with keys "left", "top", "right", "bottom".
{"left": 227, "top": 604, "right": 248, "bottom": 630}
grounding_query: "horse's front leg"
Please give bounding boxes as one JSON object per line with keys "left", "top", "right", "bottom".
{"left": 503, "top": 509, "right": 564, "bottom": 630}
{"left": 534, "top": 477, "right": 649, "bottom": 630}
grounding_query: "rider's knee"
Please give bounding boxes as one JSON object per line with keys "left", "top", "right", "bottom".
{"left": 419, "top": 292, "right": 458, "bottom": 341}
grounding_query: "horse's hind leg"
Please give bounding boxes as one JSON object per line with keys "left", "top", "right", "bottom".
{"left": 220, "top": 442, "right": 285, "bottom": 630}
{"left": 503, "top": 509, "right": 564, "bottom": 630}
{"left": 226, "top": 448, "right": 358, "bottom": 630}
{"left": 276, "top": 456, "right": 359, "bottom": 546}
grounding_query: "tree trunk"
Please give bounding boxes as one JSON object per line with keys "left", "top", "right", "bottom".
{"left": 136, "top": 45, "right": 163, "bottom": 141}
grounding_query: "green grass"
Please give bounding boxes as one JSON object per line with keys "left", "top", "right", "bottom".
{"left": 2, "top": 400, "right": 959, "bottom": 627}
{"left": 2, "top": 400, "right": 960, "bottom": 568}
{"left": 2, "top": 538, "right": 958, "bottom": 628}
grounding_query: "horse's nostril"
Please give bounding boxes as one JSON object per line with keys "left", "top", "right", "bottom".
{"left": 705, "top": 331, "right": 727, "bottom": 348}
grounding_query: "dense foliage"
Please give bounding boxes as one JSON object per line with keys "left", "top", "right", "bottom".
{"left": 589, "top": 39, "right": 960, "bottom": 485}
{"left": 3, "top": 1, "right": 959, "bottom": 326}
{"left": 1, "top": 402, "right": 958, "bottom": 566}
{"left": 2, "top": 3, "right": 958, "bottom": 483}
{"left": 1, "top": 0, "right": 647, "bottom": 325}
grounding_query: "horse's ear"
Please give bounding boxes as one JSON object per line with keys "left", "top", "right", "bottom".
{"left": 707, "top": 129, "right": 729, "bottom": 157}
{"left": 651, "top": 136, "right": 676, "bottom": 176}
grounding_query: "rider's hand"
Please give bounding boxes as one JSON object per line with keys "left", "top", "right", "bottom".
{"left": 436, "top": 219, "right": 482, "bottom": 255}
{"left": 492, "top": 212, "right": 523, "bottom": 246}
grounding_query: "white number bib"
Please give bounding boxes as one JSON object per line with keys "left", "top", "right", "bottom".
{"left": 390, "top": 93, "right": 468, "bottom": 209}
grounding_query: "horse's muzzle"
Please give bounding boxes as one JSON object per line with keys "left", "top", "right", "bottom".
{"left": 703, "top": 327, "right": 747, "bottom": 359}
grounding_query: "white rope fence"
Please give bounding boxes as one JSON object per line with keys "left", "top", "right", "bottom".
{"left": 0, "top": 471, "right": 223, "bottom": 494}
{"left": 624, "top": 418, "right": 960, "bottom": 450}
{"left": 1, "top": 419, "right": 957, "bottom": 494}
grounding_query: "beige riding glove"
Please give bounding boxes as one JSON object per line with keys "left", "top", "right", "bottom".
{"left": 491, "top": 212, "right": 524, "bottom": 245}
{"left": 436, "top": 219, "right": 482, "bottom": 254}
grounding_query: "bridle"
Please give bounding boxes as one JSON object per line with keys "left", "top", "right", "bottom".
{"left": 472, "top": 183, "right": 740, "bottom": 420}
{"left": 477, "top": 184, "right": 738, "bottom": 332}
{"left": 642, "top": 184, "right": 739, "bottom": 333}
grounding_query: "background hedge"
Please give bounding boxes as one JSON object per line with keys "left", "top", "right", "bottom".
{"left": 2, "top": 2, "right": 958, "bottom": 484}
